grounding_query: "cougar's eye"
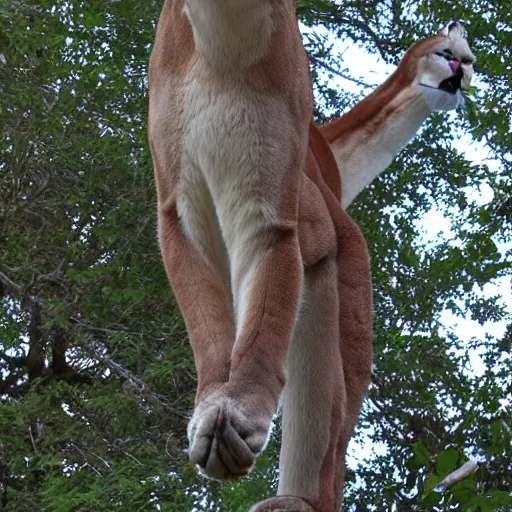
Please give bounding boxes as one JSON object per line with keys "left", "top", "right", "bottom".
{"left": 435, "top": 49, "right": 454, "bottom": 60}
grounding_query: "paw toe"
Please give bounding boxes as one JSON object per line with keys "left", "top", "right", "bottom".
{"left": 188, "top": 397, "right": 269, "bottom": 480}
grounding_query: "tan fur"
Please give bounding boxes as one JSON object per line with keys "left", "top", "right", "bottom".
{"left": 148, "top": 6, "right": 473, "bottom": 511}
{"left": 149, "top": 0, "right": 315, "bottom": 484}
{"left": 249, "top": 496, "right": 315, "bottom": 512}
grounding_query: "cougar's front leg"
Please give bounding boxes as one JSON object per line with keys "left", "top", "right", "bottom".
{"left": 157, "top": 182, "right": 235, "bottom": 403}
{"left": 187, "top": 150, "right": 305, "bottom": 481}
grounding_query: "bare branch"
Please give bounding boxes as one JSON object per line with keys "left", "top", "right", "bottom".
{"left": 308, "top": 55, "right": 376, "bottom": 89}
{"left": 434, "top": 460, "right": 478, "bottom": 492}
{"left": 70, "top": 443, "right": 103, "bottom": 478}
{"left": 122, "top": 450, "right": 142, "bottom": 466}
{"left": 83, "top": 446, "right": 112, "bottom": 471}
{"left": 0, "top": 271, "right": 37, "bottom": 303}
{"left": 84, "top": 342, "right": 189, "bottom": 420}
{"left": 70, "top": 317, "right": 166, "bottom": 342}
{"left": 28, "top": 425, "right": 38, "bottom": 454}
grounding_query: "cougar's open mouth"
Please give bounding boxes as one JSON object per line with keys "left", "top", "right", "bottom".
{"left": 438, "top": 67, "right": 464, "bottom": 94}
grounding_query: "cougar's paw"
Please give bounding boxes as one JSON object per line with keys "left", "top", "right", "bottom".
{"left": 187, "top": 390, "right": 273, "bottom": 480}
{"left": 248, "top": 496, "right": 315, "bottom": 512}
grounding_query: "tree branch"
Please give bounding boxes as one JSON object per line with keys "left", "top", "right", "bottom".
{"left": 70, "top": 317, "right": 165, "bottom": 342}
{"left": 84, "top": 342, "right": 188, "bottom": 420}
{"left": 0, "top": 271, "right": 37, "bottom": 303}
{"left": 308, "top": 55, "right": 376, "bottom": 89}
{"left": 434, "top": 460, "right": 478, "bottom": 492}
{"left": 28, "top": 425, "right": 39, "bottom": 454}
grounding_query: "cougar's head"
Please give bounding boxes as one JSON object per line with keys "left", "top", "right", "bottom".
{"left": 413, "top": 22, "right": 475, "bottom": 110}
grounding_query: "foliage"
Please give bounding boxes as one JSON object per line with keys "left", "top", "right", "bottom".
{"left": 1, "top": 0, "right": 510, "bottom": 510}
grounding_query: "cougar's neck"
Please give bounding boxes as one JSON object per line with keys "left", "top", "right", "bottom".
{"left": 320, "top": 65, "right": 431, "bottom": 209}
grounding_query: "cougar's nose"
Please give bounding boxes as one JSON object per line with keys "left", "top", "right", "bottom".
{"left": 449, "top": 60, "right": 461, "bottom": 74}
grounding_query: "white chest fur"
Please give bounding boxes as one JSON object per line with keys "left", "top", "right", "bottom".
{"left": 178, "top": 62, "right": 287, "bottom": 233}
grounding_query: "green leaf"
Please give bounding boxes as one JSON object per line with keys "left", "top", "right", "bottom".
{"left": 411, "top": 441, "right": 430, "bottom": 467}
{"left": 436, "top": 448, "right": 459, "bottom": 477}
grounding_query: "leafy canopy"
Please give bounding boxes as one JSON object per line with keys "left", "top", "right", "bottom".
{"left": 0, "top": 0, "right": 510, "bottom": 510}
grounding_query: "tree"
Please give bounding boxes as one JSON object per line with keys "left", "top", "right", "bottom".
{"left": 1, "top": 0, "right": 510, "bottom": 510}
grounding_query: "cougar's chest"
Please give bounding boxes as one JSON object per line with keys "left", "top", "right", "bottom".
{"left": 179, "top": 60, "right": 285, "bottom": 202}
{"left": 182, "top": 68, "right": 258, "bottom": 170}
{"left": 176, "top": 62, "right": 284, "bottom": 251}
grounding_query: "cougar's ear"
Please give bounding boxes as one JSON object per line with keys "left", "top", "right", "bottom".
{"left": 439, "top": 24, "right": 450, "bottom": 37}
{"left": 437, "top": 21, "right": 468, "bottom": 38}
{"left": 447, "top": 21, "right": 469, "bottom": 40}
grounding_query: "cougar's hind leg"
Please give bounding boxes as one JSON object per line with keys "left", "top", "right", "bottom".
{"left": 276, "top": 256, "right": 346, "bottom": 512}
{"left": 249, "top": 175, "right": 345, "bottom": 511}
{"left": 253, "top": 212, "right": 373, "bottom": 512}
{"left": 249, "top": 496, "right": 315, "bottom": 512}
{"left": 332, "top": 213, "right": 373, "bottom": 510}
